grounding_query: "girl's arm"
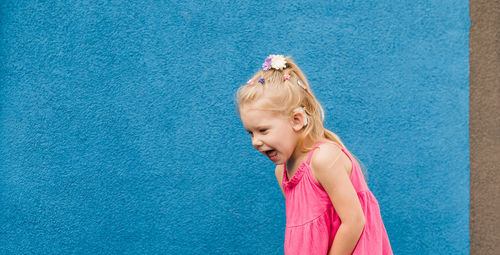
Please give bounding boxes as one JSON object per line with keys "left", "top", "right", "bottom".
{"left": 275, "top": 165, "right": 285, "bottom": 197}
{"left": 311, "top": 144, "right": 365, "bottom": 255}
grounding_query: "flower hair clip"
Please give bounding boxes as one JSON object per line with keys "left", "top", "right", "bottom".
{"left": 262, "top": 55, "right": 287, "bottom": 71}
{"left": 283, "top": 74, "right": 290, "bottom": 81}
{"left": 246, "top": 78, "right": 264, "bottom": 85}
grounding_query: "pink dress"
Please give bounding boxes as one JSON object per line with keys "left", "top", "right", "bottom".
{"left": 282, "top": 141, "right": 392, "bottom": 254}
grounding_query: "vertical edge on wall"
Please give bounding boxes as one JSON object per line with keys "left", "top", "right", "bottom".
{"left": 469, "top": 0, "right": 500, "bottom": 254}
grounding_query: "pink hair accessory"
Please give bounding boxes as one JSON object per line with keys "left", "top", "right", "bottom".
{"left": 247, "top": 79, "right": 254, "bottom": 85}
{"left": 283, "top": 74, "right": 290, "bottom": 81}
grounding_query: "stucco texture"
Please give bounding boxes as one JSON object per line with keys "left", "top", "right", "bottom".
{"left": 1, "top": 1, "right": 470, "bottom": 254}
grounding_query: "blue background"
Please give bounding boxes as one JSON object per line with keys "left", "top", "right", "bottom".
{"left": 1, "top": 1, "right": 469, "bottom": 254}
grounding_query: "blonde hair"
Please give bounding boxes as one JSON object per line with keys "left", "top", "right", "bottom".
{"left": 236, "top": 56, "right": 348, "bottom": 152}
{"left": 236, "top": 56, "right": 368, "bottom": 180}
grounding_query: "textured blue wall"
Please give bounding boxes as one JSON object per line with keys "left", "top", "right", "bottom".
{"left": 1, "top": 1, "right": 469, "bottom": 254}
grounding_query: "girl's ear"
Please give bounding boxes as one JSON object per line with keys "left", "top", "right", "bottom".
{"left": 291, "top": 111, "right": 305, "bottom": 132}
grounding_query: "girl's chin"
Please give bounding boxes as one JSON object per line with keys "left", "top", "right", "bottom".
{"left": 271, "top": 157, "right": 286, "bottom": 165}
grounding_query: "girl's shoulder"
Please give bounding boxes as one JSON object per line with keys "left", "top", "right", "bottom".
{"left": 275, "top": 164, "right": 284, "bottom": 180}
{"left": 310, "top": 141, "right": 344, "bottom": 163}
{"left": 274, "top": 164, "right": 285, "bottom": 195}
{"left": 310, "top": 141, "right": 353, "bottom": 179}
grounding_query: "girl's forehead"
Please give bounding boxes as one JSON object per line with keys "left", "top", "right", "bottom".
{"left": 240, "top": 107, "right": 274, "bottom": 119}
{"left": 240, "top": 103, "right": 281, "bottom": 118}
{"left": 240, "top": 106, "right": 287, "bottom": 127}
{"left": 240, "top": 99, "right": 280, "bottom": 114}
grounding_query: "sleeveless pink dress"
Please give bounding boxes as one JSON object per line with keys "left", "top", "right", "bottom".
{"left": 282, "top": 141, "right": 392, "bottom": 254}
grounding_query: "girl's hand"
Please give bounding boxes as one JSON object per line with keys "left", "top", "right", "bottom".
{"left": 310, "top": 143, "right": 365, "bottom": 255}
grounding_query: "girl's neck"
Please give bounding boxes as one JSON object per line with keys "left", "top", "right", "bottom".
{"left": 286, "top": 139, "right": 318, "bottom": 169}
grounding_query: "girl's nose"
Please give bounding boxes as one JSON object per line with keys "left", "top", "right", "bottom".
{"left": 252, "top": 137, "right": 263, "bottom": 148}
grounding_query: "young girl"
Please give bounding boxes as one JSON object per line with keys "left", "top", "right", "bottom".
{"left": 236, "top": 55, "right": 392, "bottom": 255}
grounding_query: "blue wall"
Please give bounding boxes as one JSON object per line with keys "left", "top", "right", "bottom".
{"left": 1, "top": 1, "right": 469, "bottom": 254}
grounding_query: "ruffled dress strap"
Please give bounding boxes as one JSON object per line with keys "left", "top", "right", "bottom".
{"left": 283, "top": 141, "right": 325, "bottom": 188}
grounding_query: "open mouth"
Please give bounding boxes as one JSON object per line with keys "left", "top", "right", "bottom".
{"left": 265, "top": 150, "right": 278, "bottom": 161}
